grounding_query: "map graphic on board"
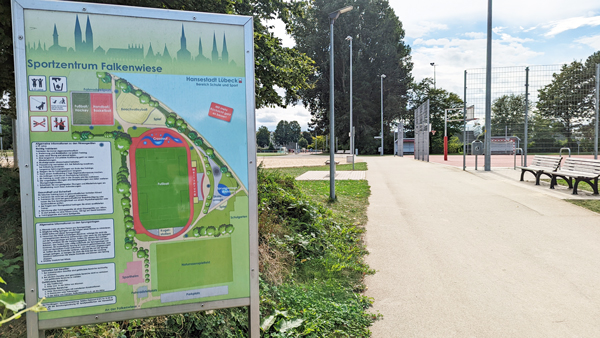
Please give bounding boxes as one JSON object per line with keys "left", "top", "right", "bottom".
{"left": 24, "top": 9, "right": 251, "bottom": 320}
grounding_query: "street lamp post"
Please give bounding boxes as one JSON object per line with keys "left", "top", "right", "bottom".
{"left": 346, "top": 35, "right": 353, "bottom": 169}
{"left": 380, "top": 74, "right": 386, "bottom": 156}
{"left": 430, "top": 62, "right": 436, "bottom": 89}
{"left": 328, "top": 5, "right": 353, "bottom": 200}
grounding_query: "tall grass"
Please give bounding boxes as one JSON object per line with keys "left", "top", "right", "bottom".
{"left": 1, "top": 168, "right": 377, "bottom": 337}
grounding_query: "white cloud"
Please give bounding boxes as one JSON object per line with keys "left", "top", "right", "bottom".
{"left": 543, "top": 15, "right": 600, "bottom": 37}
{"left": 266, "top": 19, "right": 295, "bottom": 48}
{"left": 412, "top": 35, "right": 543, "bottom": 95}
{"left": 575, "top": 34, "right": 600, "bottom": 49}
{"left": 390, "top": 0, "right": 600, "bottom": 36}
{"left": 256, "top": 106, "right": 312, "bottom": 131}
{"left": 464, "top": 32, "right": 486, "bottom": 39}
{"left": 492, "top": 27, "right": 505, "bottom": 34}
{"left": 403, "top": 21, "right": 448, "bottom": 39}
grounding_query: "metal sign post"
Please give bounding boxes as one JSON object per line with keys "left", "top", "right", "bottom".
{"left": 12, "top": 1, "right": 258, "bottom": 336}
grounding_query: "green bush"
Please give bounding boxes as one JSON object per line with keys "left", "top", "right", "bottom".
{"left": 0, "top": 169, "right": 23, "bottom": 294}
{"left": 3, "top": 166, "right": 376, "bottom": 337}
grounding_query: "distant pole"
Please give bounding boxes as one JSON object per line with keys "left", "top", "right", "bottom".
{"left": 524, "top": 67, "right": 529, "bottom": 166}
{"left": 444, "top": 109, "right": 448, "bottom": 161}
{"left": 380, "top": 74, "right": 386, "bottom": 156}
{"left": 346, "top": 36, "right": 354, "bottom": 170}
{"left": 595, "top": 64, "right": 599, "bottom": 159}
{"left": 463, "top": 70, "right": 467, "bottom": 171}
{"left": 430, "top": 62, "right": 436, "bottom": 89}
{"left": 484, "top": 0, "right": 492, "bottom": 171}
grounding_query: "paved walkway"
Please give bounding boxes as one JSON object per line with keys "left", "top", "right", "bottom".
{"left": 364, "top": 156, "right": 600, "bottom": 337}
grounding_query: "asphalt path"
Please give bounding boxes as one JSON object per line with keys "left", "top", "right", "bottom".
{"left": 364, "top": 156, "right": 600, "bottom": 337}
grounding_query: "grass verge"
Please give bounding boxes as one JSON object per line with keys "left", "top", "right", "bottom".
{"left": 540, "top": 178, "right": 600, "bottom": 214}
{"left": 266, "top": 161, "right": 367, "bottom": 178}
{"left": 567, "top": 200, "right": 600, "bottom": 213}
{"left": 543, "top": 178, "right": 596, "bottom": 193}
{"left": 2, "top": 163, "right": 376, "bottom": 337}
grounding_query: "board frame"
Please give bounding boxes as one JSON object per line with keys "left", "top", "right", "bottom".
{"left": 10, "top": 1, "right": 259, "bottom": 336}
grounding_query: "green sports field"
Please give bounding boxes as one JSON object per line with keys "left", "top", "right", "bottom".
{"left": 156, "top": 238, "right": 233, "bottom": 291}
{"left": 135, "top": 147, "right": 190, "bottom": 230}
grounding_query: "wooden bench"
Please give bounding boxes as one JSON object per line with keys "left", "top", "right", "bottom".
{"left": 325, "top": 160, "right": 340, "bottom": 165}
{"left": 516, "top": 155, "right": 562, "bottom": 185}
{"left": 549, "top": 158, "right": 600, "bottom": 195}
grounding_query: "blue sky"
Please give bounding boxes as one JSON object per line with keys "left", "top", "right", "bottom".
{"left": 257, "top": 0, "right": 600, "bottom": 131}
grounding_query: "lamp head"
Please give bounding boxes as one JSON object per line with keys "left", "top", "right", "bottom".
{"left": 430, "top": 62, "right": 435, "bottom": 66}
{"left": 329, "top": 6, "right": 353, "bottom": 20}
{"left": 345, "top": 36, "right": 353, "bottom": 41}
{"left": 381, "top": 74, "right": 386, "bottom": 79}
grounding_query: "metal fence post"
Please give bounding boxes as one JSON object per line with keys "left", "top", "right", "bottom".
{"left": 463, "top": 70, "right": 467, "bottom": 171}
{"left": 595, "top": 64, "right": 599, "bottom": 159}
{"left": 484, "top": 0, "right": 493, "bottom": 171}
{"left": 524, "top": 67, "right": 529, "bottom": 166}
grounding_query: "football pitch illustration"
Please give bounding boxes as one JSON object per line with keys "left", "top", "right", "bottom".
{"left": 135, "top": 147, "right": 191, "bottom": 230}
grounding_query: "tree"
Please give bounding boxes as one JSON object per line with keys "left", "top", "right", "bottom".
{"left": 302, "top": 131, "right": 313, "bottom": 145}
{"left": 528, "top": 111, "right": 563, "bottom": 153}
{"left": 0, "top": 0, "right": 317, "bottom": 140}
{"left": 274, "top": 120, "right": 290, "bottom": 146}
{"left": 314, "top": 135, "right": 325, "bottom": 151}
{"left": 114, "top": 133, "right": 132, "bottom": 152}
{"left": 274, "top": 120, "right": 302, "bottom": 145}
{"left": 81, "top": 0, "right": 314, "bottom": 109}
{"left": 0, "top": 0, "right": 16, "bottom": 120}
{"left": 288, "top": 121, "right": 301, "bottom": 143}
{"left": 0, "top": 114, "right": 13, "bottom": 150}
{"left": 256, "top": 126, "right": 271, "bottom": 148}
{"left": 116, "top": 181, "right": 131, "bottom": 194}
{"left": 297, "top": 137, "right": 308, "bottom": 149}
{"left": 537, "top": 52, "right": 600, "bottom": 148}
{"left": 292, "top": 0, "right": 413, "bottom": 154}
{"left": 491, "top": 94, "right": 526, "bottom": 140}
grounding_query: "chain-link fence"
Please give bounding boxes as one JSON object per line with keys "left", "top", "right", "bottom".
{"left": 463, "top": 63, "right": 600, "bottom": 157}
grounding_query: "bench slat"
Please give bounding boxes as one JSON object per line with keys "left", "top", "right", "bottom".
{"left": 550, "top": 157, "right": 600, "bottom": 195}
{"left": 518, "top": 155, "right": 562, "bottom": 186}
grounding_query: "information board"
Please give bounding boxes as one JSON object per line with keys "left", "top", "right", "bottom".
{"left": 11, "top": 1, "right": 258, "bottom": 336}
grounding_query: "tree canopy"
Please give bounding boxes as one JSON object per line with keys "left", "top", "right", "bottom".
{"left": 291, "top": 0, "right": 413, "bottom": 154}
{"left": 256, "top": 125, "right": 271, "bottom": 148}
{"left": 491, "top": 94, "right": 526, "bottom": 140}
{"left": 0, "top": 0, "right": 316, "bottom": 119}
{"left": 297, "top": 137, "right": 308, "bottom": 149}
{"left": 302, "top": 131, "right": 313, "bottom": 145}
{"left": 274, "top": 120, "right": 301, "bottom": 146}
{"left": 536, "top": 51, "right": 600, "bottom": 147}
